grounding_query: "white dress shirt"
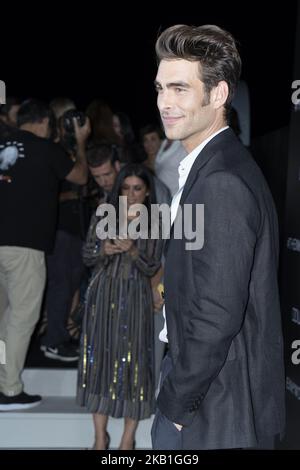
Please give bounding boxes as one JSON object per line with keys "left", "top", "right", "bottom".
{"left": 155, "top": 140, "right": 187, "bottom": 196}
{"left": 159, "top": 127, "right": 229, "bottom": 343}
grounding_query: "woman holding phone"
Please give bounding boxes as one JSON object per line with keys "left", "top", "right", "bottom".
{"left": 77, "top": 163, "right": 164, "bottom": 450}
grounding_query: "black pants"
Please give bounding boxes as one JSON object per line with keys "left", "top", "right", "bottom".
{"left": 43, "top": 230, "right": 83, "bottom": 347}
{"left": 151, "top": 354, "right": 276, "bottom": 450}
{"left": 151, "top": 354, "right": 183, "bottom": 450}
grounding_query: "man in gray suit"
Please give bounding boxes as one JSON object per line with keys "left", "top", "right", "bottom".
{"left": 151, "top": 24, "right": 285, "bottom": 450}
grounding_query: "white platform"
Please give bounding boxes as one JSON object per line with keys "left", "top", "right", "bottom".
{"left": 22, "top": 368, "right": 78, "bottom": 396}
{"left": 0, "top": 368, "right": 153, "bottom": 449}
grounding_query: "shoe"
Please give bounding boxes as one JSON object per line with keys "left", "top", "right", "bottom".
{"left": 41, "top": 341, "right": 80, "bottom": 355}
{"left": 0, "top": 391, "right": 42, "bottom": 411}
{"left": 106, "top": 431, "right": 110, "bottom": 450}
{"left": 42, "top": 343, "right": 79, "bottom": 362}
{"left": 69, "top": 336, "right": 80, "bottom": 353}
{"left": 91, "top": 432, "right": 110, "bottom": 450}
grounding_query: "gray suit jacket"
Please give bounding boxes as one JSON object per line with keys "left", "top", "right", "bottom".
{"left": 157, "top": 128, "right": 285, "bottom": 449}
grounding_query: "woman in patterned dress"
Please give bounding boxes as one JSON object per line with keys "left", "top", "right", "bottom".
{"left": 77, "top": 164, "right": 164, "bottom": 449}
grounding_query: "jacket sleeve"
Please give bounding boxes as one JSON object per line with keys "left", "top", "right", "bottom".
{"left": 157, "top": 171, "right": 262, "bottom": 426}
{"left": 82, "top": 212, "right": 109, "bottom": 268}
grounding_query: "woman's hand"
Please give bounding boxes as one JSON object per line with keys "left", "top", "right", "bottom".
{"left": 113, "top": 238, "right": 134, "bottom": 252}
{"left": 152, "top": 286, "right": 164, "bottom": 312}
{"left": 102, "top": 239, "right": 123, "bottom": 255}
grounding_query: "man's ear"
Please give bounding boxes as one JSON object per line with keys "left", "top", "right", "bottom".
{"left": 114, "top": 160, "right": 121, "bottom": 173}
{"left": 211, "top": 81, "right": 229, "bottom": 110}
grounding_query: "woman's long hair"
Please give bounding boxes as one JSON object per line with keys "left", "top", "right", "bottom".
{"left": 86, "top": 99, "right": 121, "bottom": 145}
{"left": 109, "top": 163, "right": 157, "bottom": 232}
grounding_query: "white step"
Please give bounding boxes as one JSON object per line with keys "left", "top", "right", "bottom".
{"left": 0, "top": 369, "right": 154, "bottom": 449}
{"left": 22, "top": 368, "right": 77, "bottom": 396}
{"left": 0, "top": 397, "right": 154, "bottom": 448}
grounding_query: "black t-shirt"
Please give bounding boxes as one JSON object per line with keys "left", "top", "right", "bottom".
{"left": 0, "top": 126, "right": 74, "bottom": 253}
{"left": 58, "top": 180, "right": 82, "bottom": 236}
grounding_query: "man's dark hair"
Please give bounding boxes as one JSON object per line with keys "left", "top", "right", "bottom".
{"left": 86, "top": 142, "right": 119, "bottom": 168}
{"left": 139, "top": 124, "right": 164, "bottom": 141}
{"left": 155, "top": 24, "right": 241, "bottom": 118}
{"left": 17, "top": 99, "right": 55, "bottom": 130}
{"left": 49, "top": 97, "right": 76, "bottom": 120}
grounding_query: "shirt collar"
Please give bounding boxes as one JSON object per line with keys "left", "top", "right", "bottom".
{"left": 178, "top": 126, "right": 229, "bottom": 181}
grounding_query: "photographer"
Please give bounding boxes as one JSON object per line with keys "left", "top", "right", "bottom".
{"left": 40, "top": 100, "right": 91, "bottom": 361}
{"left": 0, "top": 99, "right": 89, "bottom": 410}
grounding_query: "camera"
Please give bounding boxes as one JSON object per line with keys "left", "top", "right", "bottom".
{"left": 61, "top": 109, "right": 86, "bottom": 153}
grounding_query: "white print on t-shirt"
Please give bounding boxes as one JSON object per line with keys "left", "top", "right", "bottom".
{"left": 0, "top": 141, "right": 25, "bottom": 171}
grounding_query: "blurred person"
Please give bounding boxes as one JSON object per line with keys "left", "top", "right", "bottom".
{"left": 64, "top": 143, "right": 123, "bottom": 344}
{"left": 0, "top": 97, "right": 20, "bottom": 127}
{"left": 86, "top": 99, "right": 120, "bottom": 146}
{"left": 113, "top": 111, "right": 146, "bottom": 164}
{"left": 77, "top": 163, "right": 164, "bottom": 450}
{"left": 50, "top": 97, "right": 76, "bottom": 121}
{"left": 83, "top": 146, "right": 168, "bottom": 390}
{"left": 39, "top": 98, "right": 90, "bottom": 361}
{"left": 0, "top": 100, "right": 88, "bottom": 410}
{"left": 86, "top": 143, "right": 121, "bottom": 201}
{"left": 140, "top": 124, "right": 164, "bottom": 172}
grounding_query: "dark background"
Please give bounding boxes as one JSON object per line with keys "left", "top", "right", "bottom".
{"left": 4, "top": 3, "right": 300, "bottom": 449}
{"left": 2, "top": 3, "right": 298, "bottom": 138}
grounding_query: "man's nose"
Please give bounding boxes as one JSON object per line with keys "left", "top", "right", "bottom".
{"left": 157, "top": 90, "right": 173, "bottom": 110}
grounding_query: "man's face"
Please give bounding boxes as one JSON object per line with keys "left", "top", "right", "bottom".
{"left": 143, "top": 132, "right": 162, "bottom": 158}
{"left": 90, "top": 160, "right": 118, "bottom": 193}
{"left": 155, "top": 59, "right": 217, "bottom": 152}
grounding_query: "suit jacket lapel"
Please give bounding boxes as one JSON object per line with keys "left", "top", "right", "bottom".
{"left": 180, "top": 128, "right": 234, "bottom": 205}
{"left": 164, "top": 128, "right": 235, "bottom": 256}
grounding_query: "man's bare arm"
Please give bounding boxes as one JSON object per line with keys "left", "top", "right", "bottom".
{"left": 65, "top": 117, "right": 90, "bottom": 185}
